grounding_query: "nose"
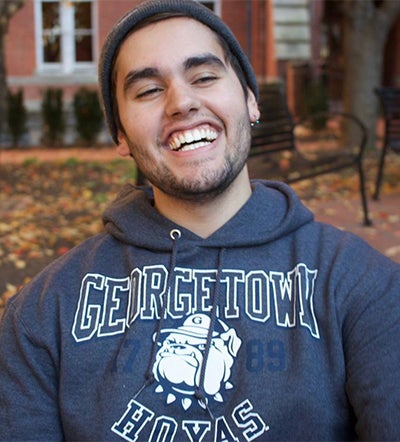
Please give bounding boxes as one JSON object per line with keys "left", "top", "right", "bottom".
{"left": 165, "top": 82, "right": 200, "bottom": 118}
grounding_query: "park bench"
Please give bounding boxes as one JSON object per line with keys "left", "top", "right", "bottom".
{"left": 249, "top": 83, "right": 371, "bottom": 226}
{"left": 373, "top": 87, "right": 400, "bottom": 200}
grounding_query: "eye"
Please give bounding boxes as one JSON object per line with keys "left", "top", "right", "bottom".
{"left": 193, "top": 73, "right": 219, "bottom": 86}
{"left": 136, "top": 85, "right": 163, "bottom": 99}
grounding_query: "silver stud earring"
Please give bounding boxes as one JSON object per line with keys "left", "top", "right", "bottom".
{"left": 251, "top": 120, "right": 260, "bottom": 127}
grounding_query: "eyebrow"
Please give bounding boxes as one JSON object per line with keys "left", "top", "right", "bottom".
{"left": 122, "top": 53, "right": 227, "bottom": 94}
{"left": 183, "top": 53, "right": 226, "bottom": 71}
{"left": 123, "top": 67, "right": 160, "bottom": 94}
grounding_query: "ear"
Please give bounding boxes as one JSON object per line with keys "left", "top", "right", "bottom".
{"left": 116, "top": 132, "right": 131, "bottom": 157}
{"left": 247, "top": 88, "right": 260, "bottom": 123}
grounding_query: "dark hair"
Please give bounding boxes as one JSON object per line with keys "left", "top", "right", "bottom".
{"left": 111, "top": 13, "right": 249, "bottom": 136}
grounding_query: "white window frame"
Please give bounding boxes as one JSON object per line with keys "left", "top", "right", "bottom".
{"left": 34, "top": 0, "right": 98, "bottom": 74}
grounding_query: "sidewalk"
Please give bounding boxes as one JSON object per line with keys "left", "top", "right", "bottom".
{"left": 1, "top": 146, "right": 400, "bottom": 263}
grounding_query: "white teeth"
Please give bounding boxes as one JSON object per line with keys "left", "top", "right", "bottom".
{"left": 178, "top": 133, "right": 186, "bottom": 145}
{"left": 186, "top": 132, "right": 194, "bottom": 143}
{"left": 180, "top": 141, "right": 209, "bottom": 151}
{"left": 168, "top": 127, "right": 217, "bottom": 151}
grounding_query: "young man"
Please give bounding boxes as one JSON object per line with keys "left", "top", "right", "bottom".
{"left": 1, "top": 1, "right": 399, "bottom": 440}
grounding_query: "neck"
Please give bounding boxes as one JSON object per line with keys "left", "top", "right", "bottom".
{"left": 153, "top": 167, "right": 252, "bottom": 238}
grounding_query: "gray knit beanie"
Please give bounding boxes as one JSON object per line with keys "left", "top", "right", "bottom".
{"left": 99, "top": 0, "right": 258, "bottom": 145}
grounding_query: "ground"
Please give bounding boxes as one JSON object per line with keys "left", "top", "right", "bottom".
{"left": 0, "top": 153, "right": 137, "bottom": 312}
{"left": 1, "top": 148, "right": 400, "bottom": 316}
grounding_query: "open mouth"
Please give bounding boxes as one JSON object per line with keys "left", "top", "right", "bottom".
{"left": 168, "top": 126, "right": 218, "bottom": 152}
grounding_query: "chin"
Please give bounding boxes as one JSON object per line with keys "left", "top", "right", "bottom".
{"left": 161, "top": 167, "right": 241, "bottom": 202}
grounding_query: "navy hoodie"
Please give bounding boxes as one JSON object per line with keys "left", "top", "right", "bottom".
{"left": 1, "top": 180, "right": 400, "bottom": 441}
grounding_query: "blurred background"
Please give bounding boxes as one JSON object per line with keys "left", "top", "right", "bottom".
{"left": 1, "top": 0, "right": 400, "bottom": 312}
{"left": 2, "top": 0, "right": 400, "bottom": 148}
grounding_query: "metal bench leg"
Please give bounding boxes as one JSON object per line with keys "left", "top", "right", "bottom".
{"left": 373, "top": 143, "right": 388, "bottom": 200}
{"left": 358, "top": 160, "right": 372, "bottom": 226}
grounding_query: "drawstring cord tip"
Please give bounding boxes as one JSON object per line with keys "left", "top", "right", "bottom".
{"left": 132, "top": 373, "right": 155, "bottom": 400}
{"left": 195, "top": 388, "right": 215, "bottom": 421}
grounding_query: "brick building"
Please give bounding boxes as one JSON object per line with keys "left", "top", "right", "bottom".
{"left": 4, "top": 0, "right": 400, "bottom": 145}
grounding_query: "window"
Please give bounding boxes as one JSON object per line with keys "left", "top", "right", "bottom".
{"left": 199, "top": 0, "right": 220, "bottom": 15}
{"left": 35, "top": 0, "right": 96, "bottom": 73}
{"left": 34, "top": 0, "right": 217, "bottom": 74}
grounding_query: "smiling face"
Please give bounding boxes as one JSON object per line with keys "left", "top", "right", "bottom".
{"left": 114, "top": 17, "right": 259, "bottom": 202}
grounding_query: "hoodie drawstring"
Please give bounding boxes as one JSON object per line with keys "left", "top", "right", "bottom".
{"left": 133, "top": 229, "right": 225, "bottom": 422}
{"left": 194, "top": 247, "right": 225, "bottom": 420}
{"left": 133, "top": 228, "right": 181, "bottom": 399}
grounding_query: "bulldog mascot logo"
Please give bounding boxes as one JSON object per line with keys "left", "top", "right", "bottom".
{"left": 152, "top": 314, "right": 242, "bottom": 410}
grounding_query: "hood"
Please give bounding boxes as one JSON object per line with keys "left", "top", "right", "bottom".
{"left": 103, "top": 180, "right": 314, "bottom": 251}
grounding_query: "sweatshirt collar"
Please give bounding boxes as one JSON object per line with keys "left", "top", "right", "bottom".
{"left": 103, "top": 180, "right": 314, "bottom": 251}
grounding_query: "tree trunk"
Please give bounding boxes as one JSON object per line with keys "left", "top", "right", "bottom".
{"left": 342, "top": 0, "right": 400, "bottom": 150}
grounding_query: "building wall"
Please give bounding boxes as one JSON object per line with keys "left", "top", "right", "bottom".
{"left": 5, "top": 0, "right": 400, "bottom": 146}
{"left": 98, "top": 0, "right": 139, "bottom": 48}
{"left": 7, "top": 0, "right": 400, "bottom": 97}
{"left": 221, "top": 0, "right": 248, "bottom": 52}
{"left": 6, "top": 1, "right": 260, "bottom": 104}
{"left": 7, "top": 0, "right": 100, "bottom": 108}
{"left": 1, "top": 0, "right": 312, "bottom": 146}
{"left": 6, "top": 1, "right": 36, "bottom": 77}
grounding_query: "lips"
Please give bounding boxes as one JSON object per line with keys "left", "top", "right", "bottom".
{"left": 168, "top": 126, "right": 218, "bottom": 152}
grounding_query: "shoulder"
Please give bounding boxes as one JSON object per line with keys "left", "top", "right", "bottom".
{"left": 3, "top": 231, "right": 119, "bottom": 332}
